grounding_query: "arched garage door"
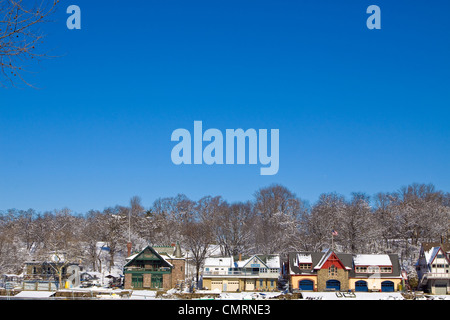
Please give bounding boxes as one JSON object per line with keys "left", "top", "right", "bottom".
{"left": 381, "top": 281, "right": 394, "bottom": 292}
{"left": 299, "top": 279, "right": 314, "bottom": 291}
{"left": 355, "top": 280, "right": 368, "bottom": 292}
{"left": 326, "top": 280, "right": 341, "bottom": 291}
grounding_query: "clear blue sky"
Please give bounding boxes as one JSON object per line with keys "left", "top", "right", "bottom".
{"left": 1, "top": 0, "right": 449, "bottom": 213}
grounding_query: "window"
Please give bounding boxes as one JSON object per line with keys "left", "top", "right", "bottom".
{"left": 356, "top": 266, "right": 367, "bottom": 273}
{"left": 299, "top": 263, "right": 312, "bottom": 270}
{"left": 329, "top": 264, "right": 337, "bottom": 276}
{"left": 270, "top": 280, "right": 275, "bottom": 287}
{"left": 356, "top": 266, "right": 391, "bottom": 273}
{"left": 380, "top": 267, "right": 392, "bottom": 273}
{"left": 368, "top": 266, "right": 380, "bottom": 273}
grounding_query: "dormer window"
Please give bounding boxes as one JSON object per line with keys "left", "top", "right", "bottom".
{"left": 299, "top": 263, "right": 312, "bottom": 270}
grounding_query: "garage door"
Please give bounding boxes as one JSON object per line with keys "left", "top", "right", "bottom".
{"left": 227, "top": 281, "right": 239, "bottom": 292}
{"left": 211, "top": 280, "right": 223, "bottom": 291}
{"left": 326, "top": 280, "right": 340, "bottom": 291}
{"left": 381, "top": 281, "right": 394, "bottom": 292}
{"left": 434, "top": 283, "right": 447, "bottom": 295}
{"left": 355, "top": 280, "right": 368, "bottom": 292}
{"left": 245, "top": 280, "right": 255, "bottom": 291}
{"left": 299, "top": 280, "right": 314, "bottom": 291}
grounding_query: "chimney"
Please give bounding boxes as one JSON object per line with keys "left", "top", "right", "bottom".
{"left": 127, "top": 242, "right": 132, "bottom": 257}
{"left": 174, "top": 241, "right": 182, "bottom": 258}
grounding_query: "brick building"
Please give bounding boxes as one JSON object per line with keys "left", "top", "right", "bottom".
{"left": 123, "top": 243, "right": 185, "bottom": 290}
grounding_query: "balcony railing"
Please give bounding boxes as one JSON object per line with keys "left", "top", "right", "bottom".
{"left": 124, "top": 266, "right": 171, "bottom": 272}
{"left": 424, "top": 272, "right": 450, "bottom": 280}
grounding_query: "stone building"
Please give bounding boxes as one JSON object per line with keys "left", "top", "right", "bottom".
{"left": 286, "top": 249, "right": 402, "bottom": 292}
{"left": 123, "top": 242, "right": 185, "bottom": 290}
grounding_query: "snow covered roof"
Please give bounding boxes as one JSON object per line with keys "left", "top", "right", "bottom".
{"left": 354, "top": 254, "right": 392, "bottom": 266}
{"left": 424, "top": 246, "right": 442, "bottom": 265}
{"left": 288, "top": 251, "right": 400, "bottom": 276}
{"left": 126, "top": 253, "right": 139, "bottom": 261}
{"left": 204, "top": 254, "right": 280, "bottom": 269}
{"left": 124, "top": 245, "right": 175, "bottom": 269}
{"left": 295, "top": 253, "right": 312, "bottom": 264}
{"left": 234, "top": 255, "right": 280, "bottom": 269}
{"left": 264, "top": 255, "right": 281, "bottom": 268}
{"left": 314, "top": 250, "right": 334, "bottom": 270}
{"left": 14, "top": 291, "right": 56, "bottom": 298}
{"left": 204, "top": 257, "right": 233, "bottom": 267}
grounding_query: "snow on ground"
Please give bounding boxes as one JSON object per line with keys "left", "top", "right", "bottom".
{"left": 14, "top": 291, "right": 55, "bottom": 298}
{"left": 4, "top": 287, "right": 449, "bottom": 300}
{"left": 129, "top": 290, "right": 157, "bottom": 300}
{"left": 300, "top": 292, "right": 405, "bottom": 300}
{"left": 217, "top": 292, "right": 282, "bottom": 300}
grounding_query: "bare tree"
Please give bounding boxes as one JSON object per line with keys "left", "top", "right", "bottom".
{"left": 253, "top": 184, "right": 307, "bottom": 254}
{"left": 216, "top": 201, "right": 255, "bottom": 256}
{"left": 98, "top": 206, "right": 127, "bottom": 273}
{"left": 304, "top": 193, "right": 346, "bottom": 251}
{"left": 0, "top": 0, "right": 59, "bottom": 87}
{"left": 339, "top": 193, "right": 375, "bottom": 254}
{"left": 181, "top": 220, "right": 214, "bottom": 288}
{"left": 34, "top": 208, "right": 82, "bottom": 288}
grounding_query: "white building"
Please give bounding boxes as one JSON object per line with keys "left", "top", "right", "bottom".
{"left": 416, "top": 242, "right": 450, "bottom": 295}
{"left": 202, "top": 254, "right": 281, "bottom": 292}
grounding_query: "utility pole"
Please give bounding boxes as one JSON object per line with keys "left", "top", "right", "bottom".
{"left": 127, "top": 207, "right": 132, "bottom": 257}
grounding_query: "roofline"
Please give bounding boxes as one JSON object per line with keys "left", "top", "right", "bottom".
{"left": 429, "top": 246, "right": 450, "bottom": 265}
{"left": 123, "top": 245, "right": 173, "bottom": 268}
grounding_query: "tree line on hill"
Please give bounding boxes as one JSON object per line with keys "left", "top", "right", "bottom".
{"left": 0, "top": 183, "right": 449, "bottom": 281}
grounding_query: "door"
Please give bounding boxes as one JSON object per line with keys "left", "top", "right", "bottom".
{"left": 326, "top": 280, "right": 341, "bottom": 291}
{"left": 434, "top": 283, "right": 447, "bottom": 295}
{"left": 245, "top": 280, "right": 255, "bottom": 291}
{"left": 381, "top": 281, "right": 394, "bottom": 292}
{"left": 132, "top": 275, "right": 143, "bottom": 288}
{"left": 299, "top": 279, "right": 314, "bottom": 291}
{"left": 211, "top": 280, "right": 223, "bottom": 291}
{"left": 151, "top": 275, "right": 163, "bottom": 289}
{"left": 228, "top": 281, "right": 239, "bottom": 292}
{"left": 355, "top": 280, "right": 368, "bottom": 292}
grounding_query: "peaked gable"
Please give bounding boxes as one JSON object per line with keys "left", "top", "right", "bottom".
{"left": 428, "top": 246, "right": 450, "bottom": 265}
{"left": 239, "top": 255, "right": 269, "bottom": 269}
{"left": 124, "top": 245, "right": 173, "bottom": 268}
{"left": 314, "top": 250, "right": 347, "bottom": 270}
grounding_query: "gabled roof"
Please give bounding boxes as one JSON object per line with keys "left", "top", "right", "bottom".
{"left": 314, "top": 249, "right": 351, "bottom": 270}
{"left": 288, "top": 250, "right": 352, "bottom": 275}
{"left": 233, "top": 254, "right": 280, "bottom": 269}
{"left": 288, "top": 251, "right": 401, "bottom": 278}
{"left": 124, "top": 245, "right": 173, "bottom": 268}
{"left": 423, "top": 245, "right": 450, "bottom": 266}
